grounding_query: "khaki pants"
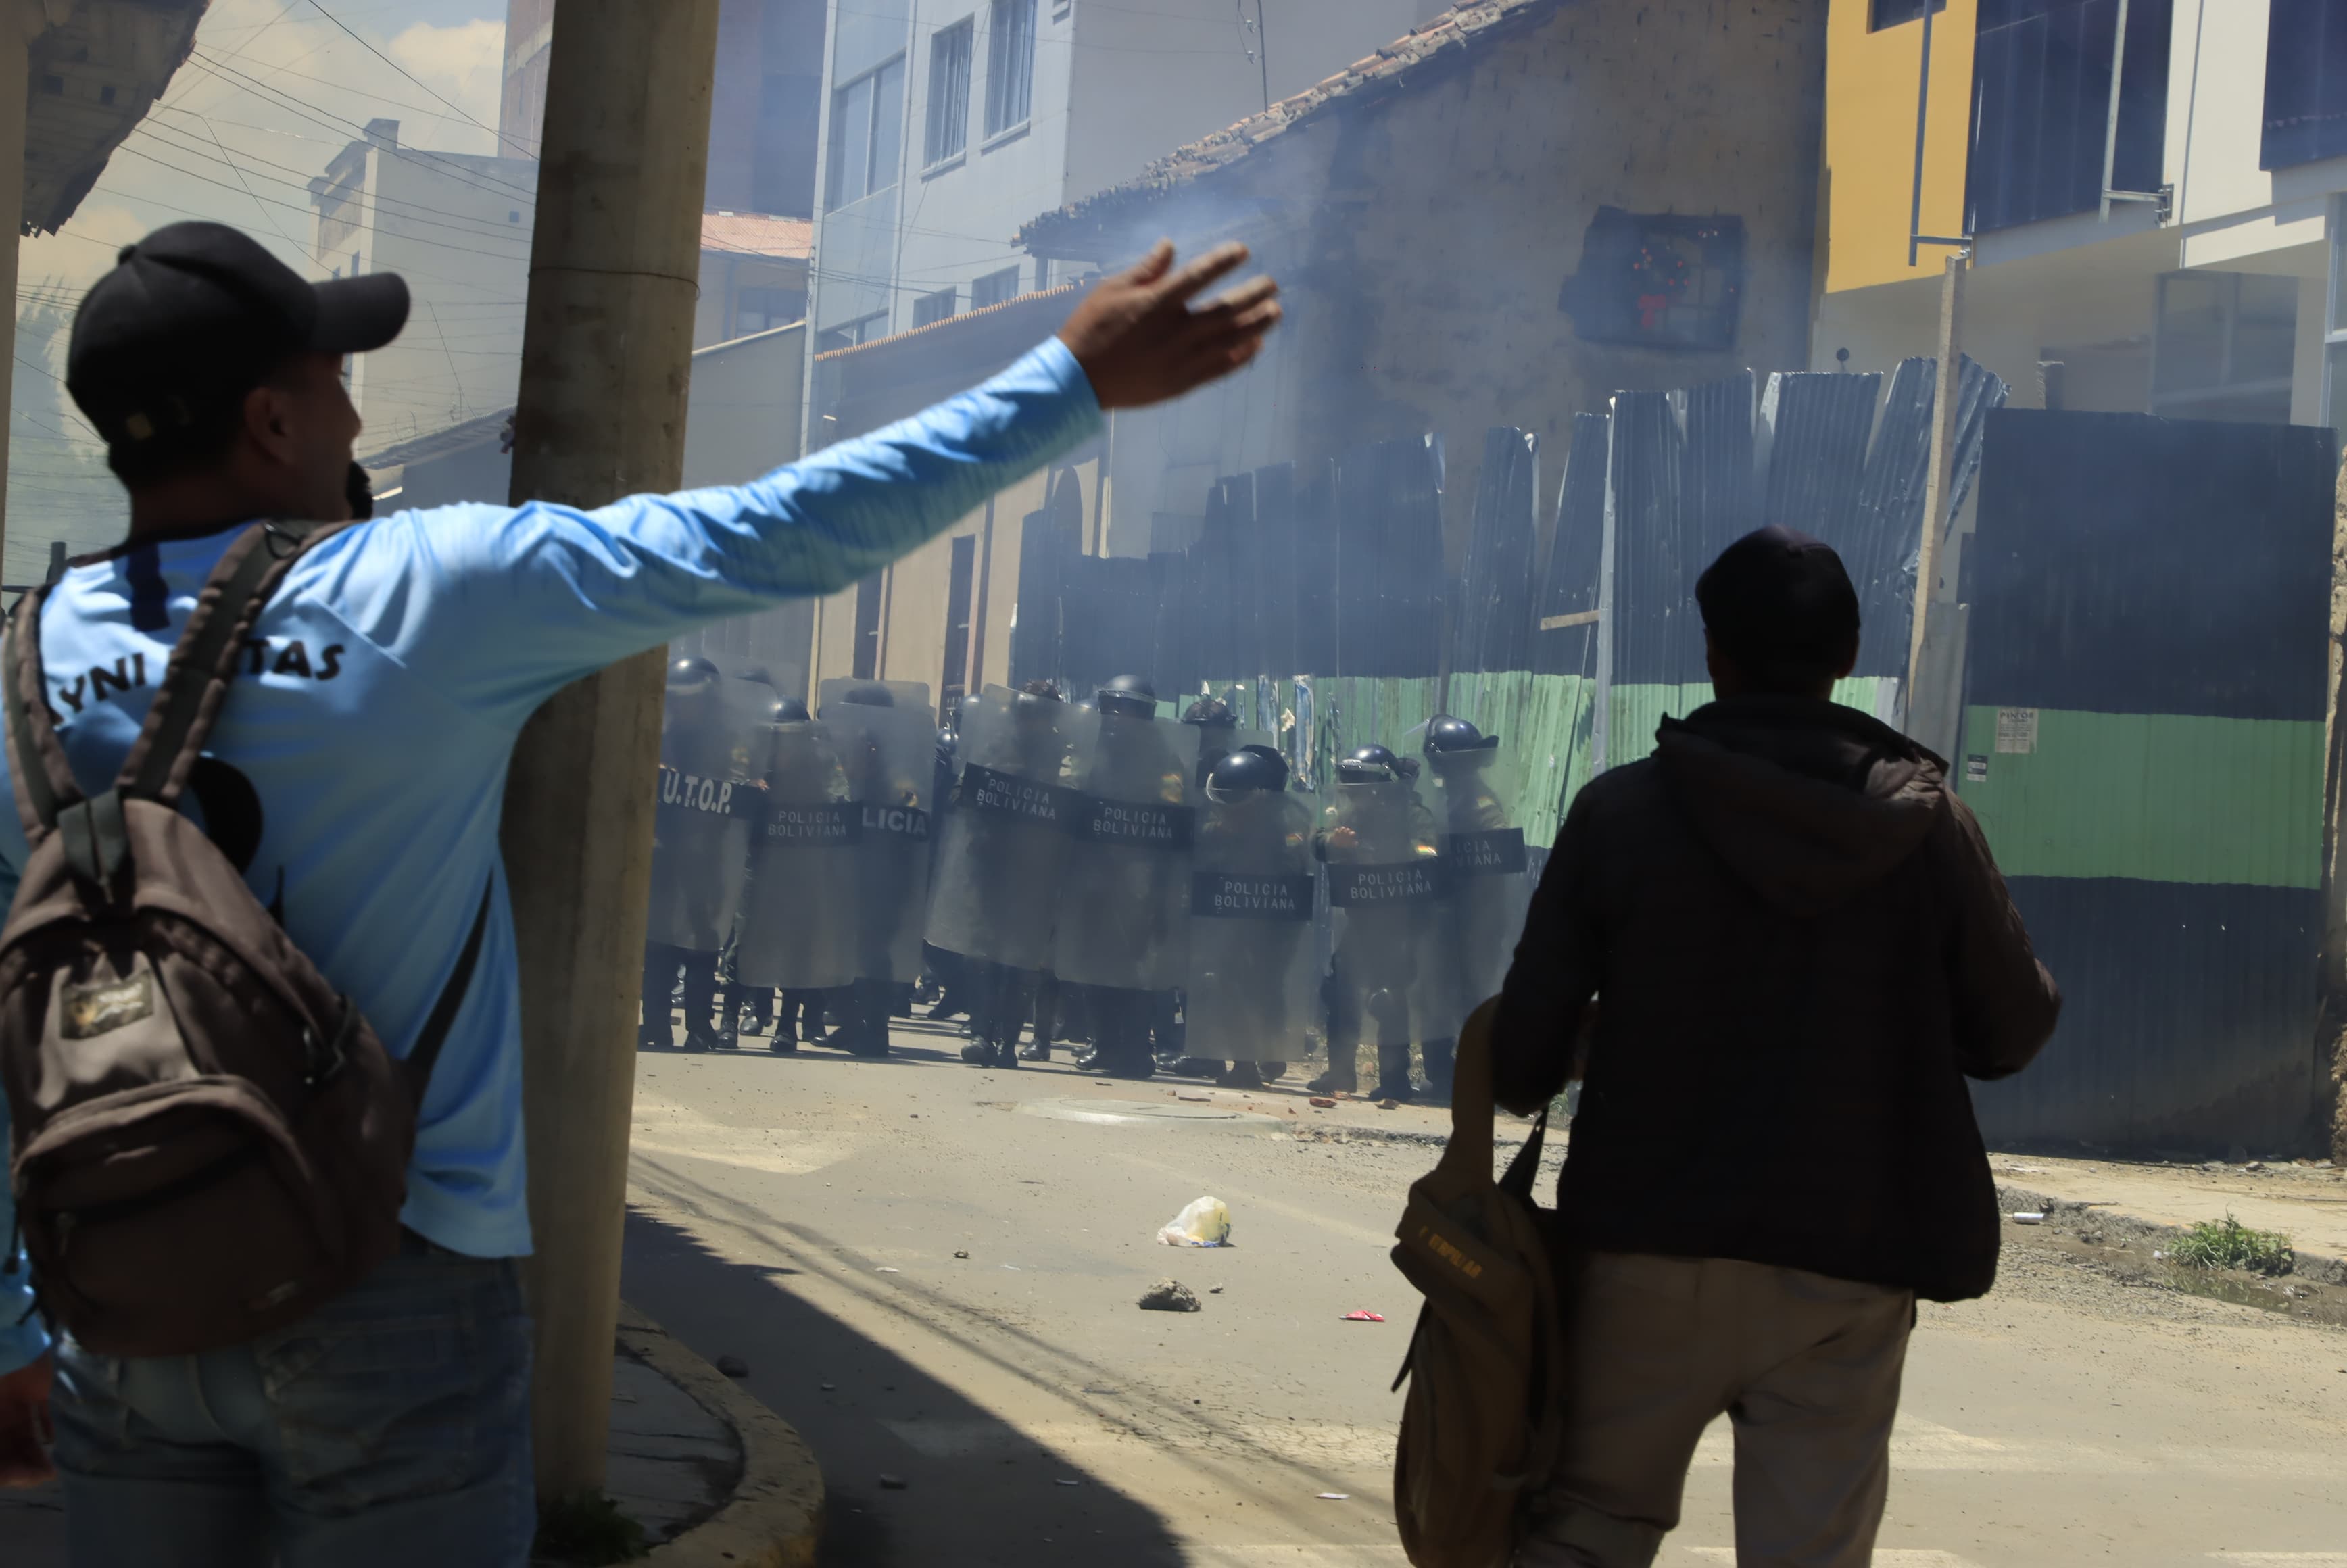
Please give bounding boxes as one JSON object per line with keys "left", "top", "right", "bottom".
{"left": 1514, "top": 1252, "right": 1914, "bottom": 1568}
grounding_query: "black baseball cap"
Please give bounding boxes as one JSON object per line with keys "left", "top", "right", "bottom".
{"left": 1695, "top": 526, "right": 1862, "bottom": 681}
{"left": 66, "top": 220, "right": 409, "bottom": 455}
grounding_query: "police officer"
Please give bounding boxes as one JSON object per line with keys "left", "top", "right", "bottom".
{"left": 1188, "top": 744, "right": 1317, "bottom": 1087}
{"left": 729, "top": 694, "right": 858, "bottom": 1051}
{"left": 642, "top": 656, "right": 756, "bottom": 1052}
{"left": 819, "top": 681, "right": 931, "bottom": 1057}
{"left": 1312, "top": 744, "right": 1439, "bottom": 1098}
{"left": 1059, "top": 675, "right": 1196, "bottom": 1078}
{"left": 923, "top": 720, "right": 971, "bottom": 1023}
{"left": 931, "top": 679, "right": 1073, "bottom": 1067}
{"left": 1415, "top": 714, "right": 1528, "bottom": 1101}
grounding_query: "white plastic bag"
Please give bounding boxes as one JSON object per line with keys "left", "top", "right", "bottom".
{"left": 1156, "top": 1195, "right": 1232, "bottom": 1247}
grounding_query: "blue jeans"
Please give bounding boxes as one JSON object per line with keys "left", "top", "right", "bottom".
{"left": 49, "top": 1232, "right": 535, "bottom": 1568}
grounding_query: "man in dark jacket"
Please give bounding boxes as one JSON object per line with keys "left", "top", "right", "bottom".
{"left": 1494, "top": 526, "right": 2060, "bottom": 1568}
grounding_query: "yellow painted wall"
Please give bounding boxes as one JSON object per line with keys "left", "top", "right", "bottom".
{"left": 1824, "top": 0, "right": 1975, "bottom": 293}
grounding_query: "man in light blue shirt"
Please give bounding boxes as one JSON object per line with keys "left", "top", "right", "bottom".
{"left": 0, "top": 220, "right": 1277, "bottom": 1564}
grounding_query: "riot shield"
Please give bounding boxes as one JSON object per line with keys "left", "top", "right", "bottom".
{"left": 1186, "top": 791, "right": 1318, "bottom": 1061}
{"left": 644, "top": 676, "right": 763, "bottom": 952}
{"left": 1417, "top": 749, "right": 1533, "bottom": 1042}
{"left": 1053, "top": 706, "right": 1201, "bottom": 991}
{"left": 732, "top": 715, "right": 860, "bottom": 989}
{"left": 1320, "top": 777, "right": 1442, "bottom": 1035}
{"left": 923, "top": 684, "right": 1078, "bottom": 971}
{"left": 819, "top": 694, "right": 938, "bottom": 983}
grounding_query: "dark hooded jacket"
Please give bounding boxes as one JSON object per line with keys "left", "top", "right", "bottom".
{"left": 1489, "top": 695, "right": 2059, "bottom": 1302}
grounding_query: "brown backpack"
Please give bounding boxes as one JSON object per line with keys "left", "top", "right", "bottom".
{"left": 0, "top": 521, "right": 487, "bottom": 1356}
{"left": 1390, "top": 1001, "right": 1566, "bottom": 1568}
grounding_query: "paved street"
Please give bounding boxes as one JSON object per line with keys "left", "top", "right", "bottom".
{"left": 620, "top": 1016, "right": 2347, "bottom": 1567}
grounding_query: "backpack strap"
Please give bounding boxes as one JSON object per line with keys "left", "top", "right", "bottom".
{"left": 117, "top": 520, "right": 353, "bottom": 806}
{"left": 3, "top": 587, "right": 91, "bottom": 839}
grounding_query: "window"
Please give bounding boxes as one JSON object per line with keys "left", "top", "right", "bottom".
{"left": 925, "top": 18, "right": 974, "bottom": 166}
{"left": 2150, "top": 271, "right": 2296, "bottom": 424}
{"left": 940, "top": 534, "right": 977, "bottom": 710}
{"left": 816, "top": 312, "right": 888, "bottom": 356}
{"left": 1557, "top": 209, "right": 1745, "bottom": 351}
{"left": 735, "top": 285, "right": 804, "bottom": 334}
{"left": 1968, "top": 0, "right": 2171, "bottom": 233}
{"left": 912, "top": 287, "right": 958, "bottom": 328}
{"left": 2263, "top": 0, "right": 2347, "bottom": 169}
{"left": 1868, "top": 0, "right": 1944, "bottom": 27}
{"left": 825, "top": 55, "right": 905, "bottom": 211}
{"left": 984, "top": 0, "right": 1036, "bottom": 139}
{"left": 971, "top": 265, "right": 1021, "bottom": 310}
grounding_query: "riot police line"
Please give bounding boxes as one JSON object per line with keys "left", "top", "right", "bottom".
{"left": 638, "top": 658, "right": 1533, "bottom": 1103}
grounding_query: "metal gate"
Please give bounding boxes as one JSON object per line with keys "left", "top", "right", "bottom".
{"left": 1959, "top": 408, "right": 2338, "bottom": 1152}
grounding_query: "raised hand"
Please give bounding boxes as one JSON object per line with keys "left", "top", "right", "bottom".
{"left": 1056, "top": 241, "right": 1282, "bottom": 410}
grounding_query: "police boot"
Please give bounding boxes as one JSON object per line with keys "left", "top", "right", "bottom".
{"left": 681, "top": 960, "right": 724, "bottom": 1052}
{"left": 1308, "top": 1034, "right": 1359, "bottom": 1096}
{"left": 1420, "top": 1037, "right": 1456, "bottom": 1104}
{"left": 639, "top": 947, "right": 675, "bottom": 1050}
{"left": 1215, "top": 1060, "right": 1263, "bottom": 1089}
{"left": 848, "top": 980, "right": 894, "bottom": 1058}
{"left": 1368, "top": 1042, "right": 1417, "bottom": 1103}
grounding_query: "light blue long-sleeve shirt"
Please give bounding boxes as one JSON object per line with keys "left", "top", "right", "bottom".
{"left": 0, "top": 338, "right": 1101, "bottom": 1374}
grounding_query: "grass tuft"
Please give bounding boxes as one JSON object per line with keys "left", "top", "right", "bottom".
{"left": 2169, "top": 1213, "right": 2294, "bottom": 1277}
{"left": 534, "top": 1490, "right": 649, "bottom": 1565}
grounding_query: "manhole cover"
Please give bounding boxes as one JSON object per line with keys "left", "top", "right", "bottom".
{"left": 1019, "top": 1096, "right": 1277, "bottom": 1128}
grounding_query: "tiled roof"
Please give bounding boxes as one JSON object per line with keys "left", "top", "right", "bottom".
{"left": 1016, "top": 0, "right": 1561, "bottom": 251}
{"left": 701, "top": 210, "right": 814, "bottom": 259}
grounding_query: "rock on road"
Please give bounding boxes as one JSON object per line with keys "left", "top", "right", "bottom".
{"left": 619, "top": 1019, "right": 2347, "bottom": 1567}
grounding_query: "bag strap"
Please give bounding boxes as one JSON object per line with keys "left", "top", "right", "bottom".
{"left": 404, "top": 878, "right": 495, "bottom": 1100}
{"left": 117, "top": 520, "right": 352, "bottom": 806}
{"left": 3, "top": 589, "right": 89, "bottom": 839}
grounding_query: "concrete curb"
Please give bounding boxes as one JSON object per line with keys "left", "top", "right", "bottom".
{"left": 617, "top": 1301, "right": 825, "bottom": 1567}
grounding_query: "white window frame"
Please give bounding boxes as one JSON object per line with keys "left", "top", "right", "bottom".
{"left": 924, "top": 18, "right": 974, "bottom": 170}
{"left": 984, "top": 0, "right": 1036, "bottom": 141}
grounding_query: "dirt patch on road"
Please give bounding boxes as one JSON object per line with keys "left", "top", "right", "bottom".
{"left": 1996, "top": 1183, "right": 2347, "bottom": 1331}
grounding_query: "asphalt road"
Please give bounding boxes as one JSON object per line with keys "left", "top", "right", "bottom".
{"left": 621, "top": 1016, "right": 2347, "bottom": 1567}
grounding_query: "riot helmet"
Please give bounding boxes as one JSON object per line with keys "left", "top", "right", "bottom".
{"left": 767, "top": 696, "right": 813, "bottom": 725}
{"left": 838, "top": 681, "right": 895, "bottom": 707}
{"left": 1097, "top": 673, "right": 1157, "bottom": 721}
{"left": 1205, "top": 743, "right": 1289, "bottom": 804}
{"left": 737, "top": 664, "right": 777, "bottom": 690}
{"left": 1336, "top": 744, "right": 1401, "bottom": 786}
{"left": 1181, "top": 695, "right": 1236, "bottom": 729}
{"left": 1424, "top": 714, "right": 1500, "bottom": 769}
{"left": 667, "top": 655, "right": 721, "bottom": 694}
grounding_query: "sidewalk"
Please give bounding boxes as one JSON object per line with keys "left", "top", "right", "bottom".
{"left": 0, "top": 1307, "right": 766, "bottom": 1566}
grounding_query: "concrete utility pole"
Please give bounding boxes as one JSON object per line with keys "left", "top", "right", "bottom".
{"left": 502, "top": 0, "right": 722, "bottom": 1504}
{"left": 1905, "top": 252, "right": 1968, "bottom": 734}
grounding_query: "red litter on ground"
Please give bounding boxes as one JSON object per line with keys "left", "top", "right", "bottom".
{"left": 1341, "top": 1310, "right": 1385, "bottom": 1322}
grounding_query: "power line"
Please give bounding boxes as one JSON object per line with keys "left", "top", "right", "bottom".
{"left": 184, "top": 50, "right": 539, "bottom": 206}
{"left": 301, "top": 0, "right": 504, "bottom": 145}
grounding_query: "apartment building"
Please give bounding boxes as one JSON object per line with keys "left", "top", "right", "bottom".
{"left": 806, "top": 0, "right": 1449, "bottom": 362}
{"left": 1819, "top": 0, "right": 2347, "bottom": 443}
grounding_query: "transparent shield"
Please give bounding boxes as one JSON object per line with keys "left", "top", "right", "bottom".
{"left": 1052, "top": 706, "right": 1201, "bottom": 991}
{"left": 1319, "top": 777, "right": 1442, "bottom": 1044}
{"left": 644, "top": 676, "right": 767, "bottom": 954}
{"left": 923, "top": 683, "right": 1078, "bottom": 971}
{"left": 732, "top": 718, "right": 858, "bottom": 989}
{"left": 1186, "top": 790, "right": 1320, "bottom": 1062}
{"left": 1416, "top": 745, "right": 1534, "bottom": 1044}
{"left": 822, "top": 697, "right": 939, "bottom": 983}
